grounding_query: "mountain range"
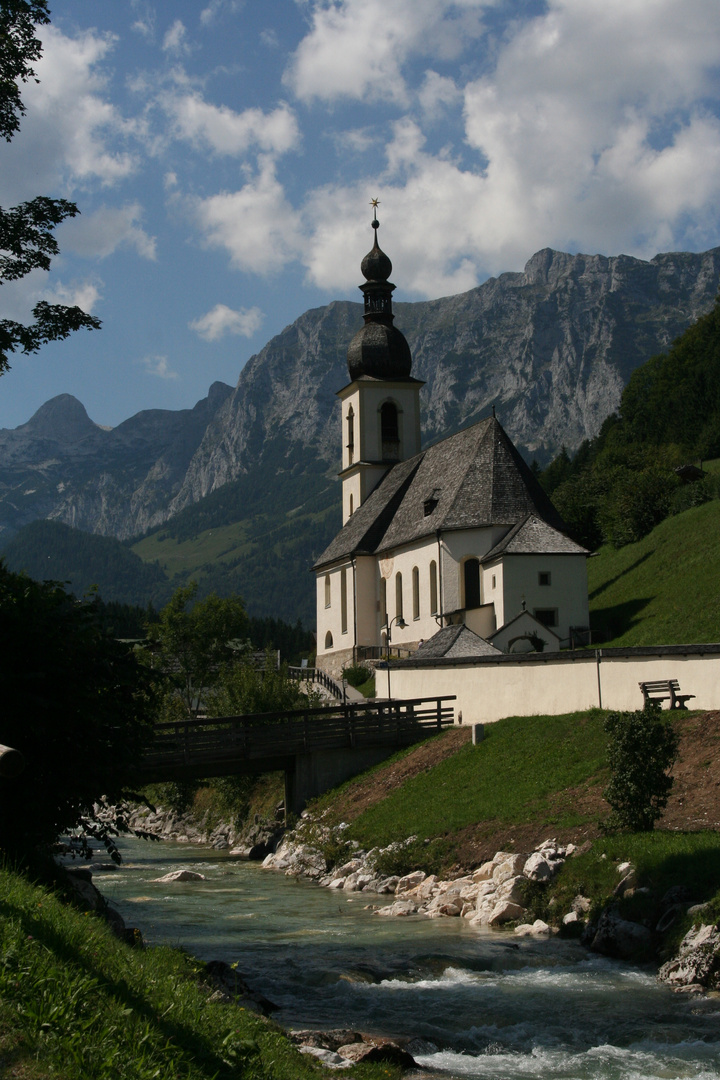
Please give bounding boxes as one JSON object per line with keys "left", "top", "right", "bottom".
{"left": 2, "top": 244, "right": 719, "bottom": 623}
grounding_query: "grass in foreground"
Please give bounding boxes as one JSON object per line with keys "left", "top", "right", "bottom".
{"left": 330, "top": 710, "right": 609, "bottom": 855}
{"left": 588, "top": 499, "right": 720, "bottom": 646}
{"left": 0, "top": 866, "right": 399, "bottom": 1080}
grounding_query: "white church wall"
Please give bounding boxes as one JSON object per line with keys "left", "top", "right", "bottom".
{"left": 483, "top": 563, "right": 505, "bottom": 627}
{"left": 316, "top": 560, "right": 354, "bottom": 660}
{"left": 377, "top": 538, "right": 444, "bottom": 648}
{"left": 388, "top": 648, "right": 720, "bottom": 723}
{"left": 499, "top": 554, "right": 589, "bottom": 643}
{"left": 441, "top": 528, "right": 503, "bottom": 612}
{"left": 355, "top": 556, "right": 378, "bottom": 647}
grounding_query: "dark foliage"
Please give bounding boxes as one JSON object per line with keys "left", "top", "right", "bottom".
{"left": 541, "top": 297, "right": 720, "bottom": 549}
{"left": 2, "top": 519, "right": 171, "bottom": 607}
{"left": 0, "top": 563, "right": 156, "bottom": 862}
{"left": 603, "top": 705, "right": 679, "bottom": 832}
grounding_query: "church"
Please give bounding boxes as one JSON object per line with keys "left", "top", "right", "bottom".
{"left": 314, "top": 212, "right": 590, "bottom": 677}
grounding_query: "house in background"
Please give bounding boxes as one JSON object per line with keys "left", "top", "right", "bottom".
{"left": 314, "top": 214, "right": 589, "bottom": 677}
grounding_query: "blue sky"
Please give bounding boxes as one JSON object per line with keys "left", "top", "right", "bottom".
{"left": 1, "top": 0, "right": 719, "bottom": 430}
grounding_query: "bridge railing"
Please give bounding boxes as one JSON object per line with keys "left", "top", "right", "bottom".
{"left": 287, "top": 666, "right": 346, "bottom": 700}
{"left": 139, "top": 696, "right": 456, "bottom": 777}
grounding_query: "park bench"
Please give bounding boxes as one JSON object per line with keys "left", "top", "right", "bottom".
{"left": 639, "top": 679, "right": 695, "bottom": 710}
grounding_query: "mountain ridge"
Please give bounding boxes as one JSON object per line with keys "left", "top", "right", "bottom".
{"left": 1, "top": 244, "right": 719, "bottom": 545}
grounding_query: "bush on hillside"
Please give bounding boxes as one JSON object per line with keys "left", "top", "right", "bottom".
{"left": 603, "top": 704, "right": 679, "bottom": 832}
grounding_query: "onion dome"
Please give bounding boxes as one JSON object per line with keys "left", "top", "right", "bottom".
{"left": 347, "top": 209, "right": 412, "bottom": 381}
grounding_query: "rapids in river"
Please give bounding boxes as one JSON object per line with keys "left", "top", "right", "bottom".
{"left": 93, "top": 838, "right": 720, "bottom": 1080}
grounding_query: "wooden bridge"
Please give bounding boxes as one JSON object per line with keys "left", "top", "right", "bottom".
{"left": 137, "top": 696, "right": 455, "bottom": 814}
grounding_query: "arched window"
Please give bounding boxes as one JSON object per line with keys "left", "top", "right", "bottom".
{"left": 380, "top": 577, "right": 387, "bottom": 628}
{"left": 341, "top": 567, "right": 348, "bottom": 634}
{"left": 395, "top": 571, "right": 403, "bottom": 621}
{"left": 349, "top": 493, "right": 353, "bottom": 516}
{"left": 325, "top": 631, "right": 333, "bottom": 649}
{"left": 346, "top": 406, "right": 354, "bottom": 464}
{"left": 464, "top": 558, "right": 481, "bottom": 610}
{"left": 412, "top": 566, "right": 420, "bottom": 620}
{"left": 324, "top": 573, "right": 331, "bottom": 608}
{"left": 381, "top": 402, "right": 400, "bottom": 460}
{"left": 429, "top": 560, "right": 438, "bottom": 615}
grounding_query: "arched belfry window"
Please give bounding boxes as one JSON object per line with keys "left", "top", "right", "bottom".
{"left": 346, "top": 406, "right": 354, "bottom": 464}
{"left": 381, "top": 402, "right": 400, "bottom": 461}
{"left": 464, "top": 558, "right": 481, "bottom": 610}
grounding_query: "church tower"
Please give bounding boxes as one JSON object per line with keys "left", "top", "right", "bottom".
{"left": 337, "top": 205, "right": 424, "bottom": 524}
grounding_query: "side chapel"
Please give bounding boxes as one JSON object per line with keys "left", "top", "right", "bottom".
{"left": 314, "top": 211, "right": 589, "bottom": 676}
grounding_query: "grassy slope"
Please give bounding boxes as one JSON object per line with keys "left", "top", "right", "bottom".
{"left": 309, "top": 713, "right": 720, "bottom": 945}
{"left": 588, "top": 499, "right": 720, "bottom": 646}
{"left": 0, "top": 865, "right": 396, "bottom": 1080}
{"left": 331, "top": 711, "right": 609, "bottom": 851}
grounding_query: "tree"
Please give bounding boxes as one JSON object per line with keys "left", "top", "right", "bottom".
{"left": 0, "top": 563, "right": 156, "bottom": 862}
{"left": 145, "top": 583, "right": 250, "bottom": 717}
{"left": 603, "top": 704, "right": 679, "bottom": 832}
{"left": 0, "top": 1, "right": 100, "bottom": 375}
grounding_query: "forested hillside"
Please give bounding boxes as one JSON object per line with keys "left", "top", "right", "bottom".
{"left": 541, "top": 296, "right": 720, "bottom": 550}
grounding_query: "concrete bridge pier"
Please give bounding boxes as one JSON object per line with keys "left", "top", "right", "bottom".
{"left": 284, "top": 746, "right": 397, "bottom": 819}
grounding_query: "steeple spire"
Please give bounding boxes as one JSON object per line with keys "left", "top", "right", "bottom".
{"left": 347, "top": 201, "right": 412, "bottom": 380}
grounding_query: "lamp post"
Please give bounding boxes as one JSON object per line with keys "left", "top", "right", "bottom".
{"left": 382, "top": 615, "right": 406, "bottom": 699}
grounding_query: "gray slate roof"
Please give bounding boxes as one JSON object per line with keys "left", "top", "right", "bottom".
{"left": 314, "top": 416, "right": 568, "bottom": 568}
{"left": 483, "top": 514, "right": 588, "bottom": 560}
{"left": 415, "top": 624, "right": 502, "bottom": 659}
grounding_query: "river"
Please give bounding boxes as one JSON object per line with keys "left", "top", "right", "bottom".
{"left": 91, "top": 837, "right": 720, "bottom": 1080}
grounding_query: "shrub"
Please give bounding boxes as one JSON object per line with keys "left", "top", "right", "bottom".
{"left": 342, "top": 663, "right": 373, "bottom": 689}
{"left": 603, "top": 704, "right": 679, "bottom": 831}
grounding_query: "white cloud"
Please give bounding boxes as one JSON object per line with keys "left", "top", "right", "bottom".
{"left": 285, "top": 0, "right": 486, "bottom": 104}
{"left": 0, "top": 25, "right": 140, "bottom": 204}
{"left": 139, "top": 354, "right": 178, "bottom": 379}
{"left": 60, "top": 203, "right": 157, "bottom": 260}
{"left": 418, "top": 71, "right": 461, "bottom": 120}
{"left": 194, "top": 158, "right": 303, "bottom": 274}
{"left": 189, "top": 304, "right": 264, "bottom": 341}
{"left": 260, "top": 28, "right": 279, "bottom": 49}
{"left": 200, "top": 1, "right": 244, "bottom": 26}
{"left": 297, "top": 0, "right": 720, "bottom": 296}
{"left": 162, "top": 20, "right": 190, "bottom": 56}
{"left": 42, "top": 280, "right": 102, "bottom": 313}
{"left": 161, "top": 90, "right": 300, "bottom": 157}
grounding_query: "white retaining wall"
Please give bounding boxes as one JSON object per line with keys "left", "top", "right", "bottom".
{"left": 386, "top": 646, "right": 720, "bottom": 723}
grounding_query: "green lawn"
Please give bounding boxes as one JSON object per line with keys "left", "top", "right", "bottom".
{"left": 338, "top": 711, "right": 609, "bottom": 851}
{"left": 588, "top": 499, "right": 720, "bottom": 646}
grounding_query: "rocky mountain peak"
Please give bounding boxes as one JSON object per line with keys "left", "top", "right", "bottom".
{"left": 18, "top": 394, "right": 99, "bottom": 443}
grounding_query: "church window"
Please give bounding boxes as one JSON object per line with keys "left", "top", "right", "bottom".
{"left": 429, "top": 561, "right": 438, "bottom": 615}
{"left": 412, "top": 566, "right": 420, "bottom": 620}
{"left": 341, "top": 568, "right": 348, "bottom": 634}
{"left": 380, "top": 577, "right": 387, "bottom": 628}
{"left": 381, "top": 402, "right": 400, "bottom": 461}
{"left": 395, "top": 571, "right": 403, "bottom": 621}
{"left": 346, "top": 406, "right": 354, "bottom": 464}
{"left": 492, "top": 575, "right": 496, "bottom": 590}
{"left": 534, "top": 608, "right": 558, "bottom": 627}
{"left": 324, "top": 574, "right": 331, "bottom": 608}
{"left": 539, "top": 571, "right": 551, "bottom": 586}
{"left": 349, "top": 493, "right": 353, "bottom": 516}
{"left": 325, "top": 631, "right": 333, "bottom": 649}
{"left": 464, "top": 558, "right": 481, "bottom": 610}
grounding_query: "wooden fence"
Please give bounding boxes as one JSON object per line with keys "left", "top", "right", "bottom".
{"left": 137, "top": 697, "right": 455, "bottom": 783}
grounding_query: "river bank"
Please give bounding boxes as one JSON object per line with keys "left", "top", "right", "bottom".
{"left": 83, "top": 835, "right": 720, "bottom": 1080}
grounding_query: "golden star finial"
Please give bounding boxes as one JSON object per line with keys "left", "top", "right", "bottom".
{"left": 370, "top": 197, "right": 380, "bottom": 209}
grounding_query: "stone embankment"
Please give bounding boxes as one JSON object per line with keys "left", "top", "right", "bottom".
{"left": 263, "top": 826, "right": 574, "bottom": 935}
{"left": 263, "top": 819, "right": 720, "bottom": 994}
{"left": 126, "top": 804, "right": 284, "bottom": 861}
